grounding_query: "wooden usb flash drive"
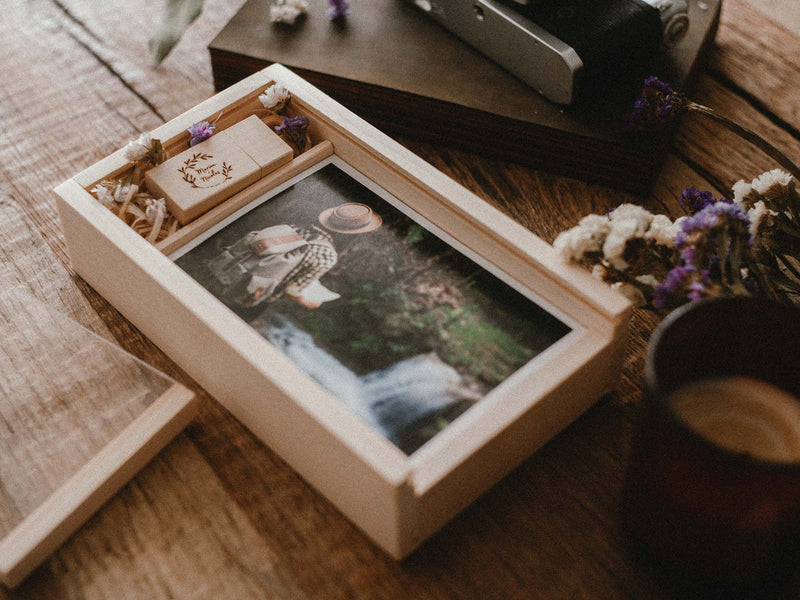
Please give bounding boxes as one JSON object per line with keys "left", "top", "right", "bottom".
{"left": 145, "top": 115, "right": 293, "bottom": 224}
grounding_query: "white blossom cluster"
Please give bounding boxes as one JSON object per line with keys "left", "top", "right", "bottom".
{"left": 269, "top": 0, "right": 309, "bottom": 25}
{"left": 123, "top": 133, "right": 155, "bottom": 162}
{"left": 259, "top": 83, "right": 291, "bottom": 110}
{"left": 554, "top": 168, "right": 798, "bottom": 309}
{"left": 553, "top": 203, "right": 686, "bottom": 307}
{"left": 554, "top": 204, "right": 684, "bottom": 270}
{"left": 612, "top": 275, "right": 661, "bottom": 306}
{"left": 732, "top": 169, "right": 789, "bottom": 237}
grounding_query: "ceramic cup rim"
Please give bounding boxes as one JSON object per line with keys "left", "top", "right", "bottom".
{"left": 644, "top": 296, "right": 800, "bottom": 471}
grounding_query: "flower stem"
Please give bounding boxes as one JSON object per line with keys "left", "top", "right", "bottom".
{"left": 687, "top": 102, "right": 800, "bottom": 183}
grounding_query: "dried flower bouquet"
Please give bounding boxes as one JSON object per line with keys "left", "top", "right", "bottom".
{"left": 556, "top": 78, "right": 800, "bottom": 310}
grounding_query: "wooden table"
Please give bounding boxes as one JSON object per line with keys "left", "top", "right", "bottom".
{"left": 1, "top": 1, "right": 798, "bottom": 597}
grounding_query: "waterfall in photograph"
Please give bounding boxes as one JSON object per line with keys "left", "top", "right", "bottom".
{"left": 259, "top": 315, "right": 478, "bottom": 447}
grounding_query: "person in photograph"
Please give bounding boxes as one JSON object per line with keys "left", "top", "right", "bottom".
{"left": 206, "top": 202, "right": 382, "bottom": 309}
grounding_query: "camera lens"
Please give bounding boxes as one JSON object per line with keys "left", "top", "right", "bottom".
{"left": 663, "top": 13, "right": 690, "bottom": 45}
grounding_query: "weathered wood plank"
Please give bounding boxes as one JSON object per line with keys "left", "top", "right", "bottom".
{"left": 673, "top": 75, "right": 800, "bottom": 192}
{"left": 741, "top": 0, "right": 800, "bottom": 34}
{"left": 3, "top": 434, "right": 309, "bottom": 600}
{"left": 54, "top": 0, "right": 244, "bottom": 120}
{"left": 402, "top": 139, "right": 708, "bottom": 242}
{"left": 713, "top": 0, "right": 800, "bottom": 129}
{"left": 0, "top": 0, "right": 796, "bottom": 597}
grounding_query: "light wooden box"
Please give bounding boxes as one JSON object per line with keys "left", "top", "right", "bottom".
{"left": 55, "top": 64, "right": 631, "bottom": 558}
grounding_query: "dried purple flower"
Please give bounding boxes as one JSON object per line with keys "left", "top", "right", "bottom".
{"left": 680, "top": 187, "right": 720, "bottom": 213}
{"left": 188, "top": 121, "right": 215, "bottom": 146}
{"left": 653, "top": 265, "right": 713, "bottom": 309}
{"left": 644, "top": 75, "right": 673, "bottom": 95}
{"left": 328, "top": 0, "right": 350, "bottom": 20}
{"left": 274, "top": 115, "right": 310, "bottom": 153}
{"left": 631, "top": 78, "right": 800, "bottom": 183}
{"left": 628, "top": 76, "right": 688, "bottom": 130}
{"left": 653, "top": 265, "right": 694, "bottom": 308}
{"left": 682, "top": 188, "right": 734, "bottom": 215}
{"left": 676, "top": 202, "right": 751, "bottom": 250}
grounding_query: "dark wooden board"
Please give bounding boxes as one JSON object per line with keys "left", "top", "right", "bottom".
{"left": 209, "top": 0, "right": 721, "bottom": 194}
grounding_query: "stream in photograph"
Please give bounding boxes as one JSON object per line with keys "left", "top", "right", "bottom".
{"left": 257, "top": 315, "right": 483, "bottom": 453}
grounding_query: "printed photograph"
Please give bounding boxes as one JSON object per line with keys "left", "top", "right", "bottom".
{"left": 173, "top": 160, "right": 572, "bottom": 454}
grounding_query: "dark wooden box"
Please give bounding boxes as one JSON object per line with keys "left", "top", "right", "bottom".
{"left": 209, "top": 0, "right": 720, "bottom": 194}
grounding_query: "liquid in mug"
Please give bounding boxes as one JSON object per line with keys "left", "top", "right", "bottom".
{"left": 669, "top": 376, "right": 800, "bottom": 464}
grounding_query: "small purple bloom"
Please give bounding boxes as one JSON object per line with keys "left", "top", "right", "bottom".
{"left": 679, "top": 187, "right": 735, "bottom": 214}
{"left": 653, "top": 265, "right": 695, "bottom": 308}
{"left": 644, "top": 76, "right": 674, "bottom": 95}
{"left": 679, "top": 245, "right": 696, "bottom": 265}
{"left": 679, "top": 202, "right": 750, "bottom": 239}
{"left": 628, "top": 76, "right": 686, "bottom": 130}
{"left": 680, "top": 187, "right": 716, "bottom": 213}
{"left": 687, "top": 279, "right": 708, "bottom": 303}
{"left": 188, "top": 121, "right": 215, "bottom": 146}
{"left": 674, "top": 202, "right": 752, "bottom": 271}
{"left": 328, "top": 0, "right": 350, "bottom": 20}
{"left": 703, "top": 201, "right": 750, "bottom": 235}
{"left": 274, "top": 115, "right": 309, "bottom": 135}
{"left": 656, "top": 98, "right": 675, "bottom": 119}
{"left": 653, "top": 265, "right": 714, "bottom": 308}
{"left": 274, "top": 115, "right": 310, "bottom": 152}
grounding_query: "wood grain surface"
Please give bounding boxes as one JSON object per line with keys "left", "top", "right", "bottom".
{"left": 0, "top": 0, "right": 798, "bottom": 597}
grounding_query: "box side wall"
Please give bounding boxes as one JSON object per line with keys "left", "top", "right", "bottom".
{"left": 410, "top": 331, "right": 625, "bottom": 549}
{"left": 55, "top": 185, "right": 415, "bottom": 558}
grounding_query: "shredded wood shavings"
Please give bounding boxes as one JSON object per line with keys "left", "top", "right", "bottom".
{"left": 91, "top": 179, "right": 179, "bottom": 244}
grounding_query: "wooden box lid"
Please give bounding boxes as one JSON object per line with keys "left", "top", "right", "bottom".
{"left": 0, "top": 286, "right": 196, "bottom": 588}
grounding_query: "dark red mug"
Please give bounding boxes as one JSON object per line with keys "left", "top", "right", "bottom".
{"left": 621, "top": 297, "right": 800, "bottom": 598}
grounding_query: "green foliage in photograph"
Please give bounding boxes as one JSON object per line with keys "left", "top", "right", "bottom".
{"left": 285, "top": 222, "right": 540, "bottom": 386}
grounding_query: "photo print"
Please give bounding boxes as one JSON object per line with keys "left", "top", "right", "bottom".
{"left": 172, "top": 158, "right": 573, "bottom": 454}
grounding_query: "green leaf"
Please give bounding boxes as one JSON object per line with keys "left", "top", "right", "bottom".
{"left": 149, "top": 0, "right": 204, "bottom": 66}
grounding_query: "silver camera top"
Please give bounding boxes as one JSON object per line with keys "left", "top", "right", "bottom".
{"left": 407, "top": 0, "right": 689, "bottom": 105}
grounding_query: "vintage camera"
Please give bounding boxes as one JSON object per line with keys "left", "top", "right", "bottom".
{"left": 407, "top": 0, "right": 689, "bottom": 105}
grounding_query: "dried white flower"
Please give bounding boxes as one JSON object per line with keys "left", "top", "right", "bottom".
{"left": 646, "top": 214, "right": 683, "bottom": 247}
{"left": 601, "top": 205, "right": 655, "bottom": 270}
{"left": 608, "top": 203, "right": 654, "bottom": 232}
{"left": 746, "top": 200, "right": 777, "bottom": 237}
{"left": 553, "top": 214, "right": 612, "bottom": 260}
{"left": 635, "top": 274, "right": 660, "bottom": 288}
{"left": 751, "top": 168, "right": 793, "bottom": 194}
{"left": 732, "top": 179, "right": 753, "bottom": 205}
{"left": 591, "top": 263, "right": 608, "bottom": 279}
{"left": 91, "top": 184, "right": 116, "bottom": 209}
{"left": 578, "top": 213, "right": 612, "bottom": 235}
{"left": 259, "top": 84, "right": 290, "bottom": 110}
{"left": 145, "top": 197, "right": 167, "bottom": 224}
{"left": 611, "top": 282, "right": 647, "bottom": 307}
{"left": 123, "top": 132, "right": 154, "bottom": 162}
{"left": 602, "top": 230, "right": 632, "bottom": 269}
{"left": 269, "top": 0, "right": 309, "bottom": 25}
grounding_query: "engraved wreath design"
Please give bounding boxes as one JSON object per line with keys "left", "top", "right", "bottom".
{"left": 177, "top": 153, "right": 233, "bottom": 188}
